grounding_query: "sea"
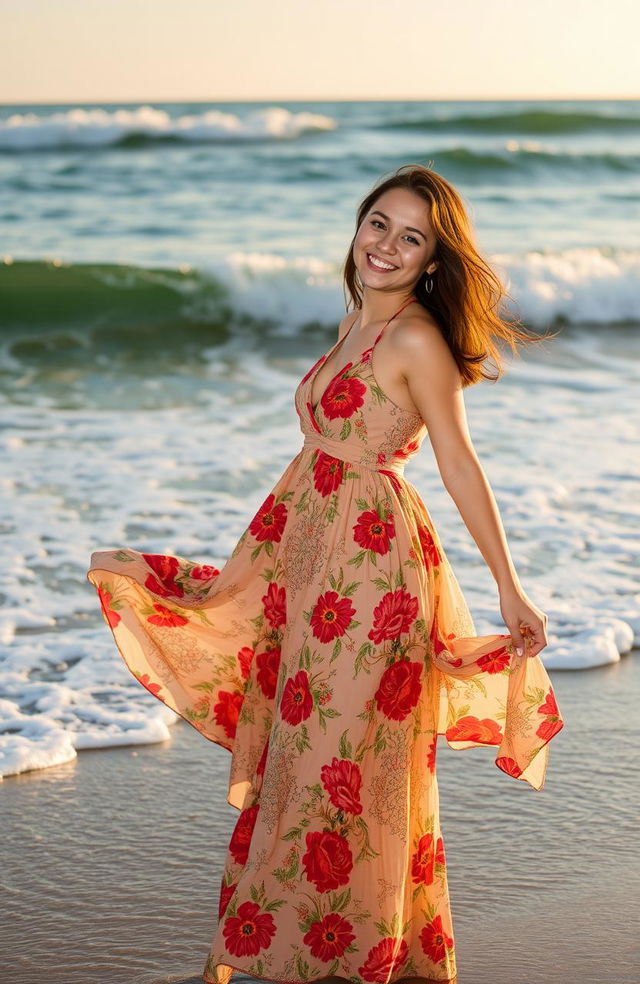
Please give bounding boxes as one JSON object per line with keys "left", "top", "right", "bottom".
{"left": 1, "top": 98, "right": 639, "bottom": 781}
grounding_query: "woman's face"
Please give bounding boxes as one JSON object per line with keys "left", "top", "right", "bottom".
{"left": 353, "top": 187, "right": 438, "bottom": 294}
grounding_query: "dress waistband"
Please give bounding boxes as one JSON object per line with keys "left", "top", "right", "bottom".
{"left": 301, "top": 433, "right": 406, "bottom": 478}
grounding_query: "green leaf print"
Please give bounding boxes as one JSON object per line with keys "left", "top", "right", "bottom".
{"left": 354, "top": 642, "right": 374, "bottom": 677}
{"left": 347, "top": 548, "right": 367, "bottom": 569}
{"left": 338, "top": 729, "right": 353, "bottom": 759}
{"left": 112, "top": 550, "right": 136, "bottom": 563}
{"left": 373, "top": 723, "right": 387, "bottom": 755}
{"left": 318, "top": 705, "right": 341, "bottom": 733}
{"left": 329, "top": 887, "right": 352, "bottom": 912}
{"left": 342, "top": 580, "right": 360, "bottom": 598}
{"left": 274, "top": 851, "right": 299, "bottom": 882}
{"left": 192, "top": 680, "right": 215, "bottom": 693}
{"left": 296, "top": 953, "right": 311, "bottom": 979}
{"left": 295, "top": 724, "right": 312, "bottom": 754}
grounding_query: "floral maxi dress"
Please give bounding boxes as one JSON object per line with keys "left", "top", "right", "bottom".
{"left": 87, "top": 296, "right": 564, "bottom": 984}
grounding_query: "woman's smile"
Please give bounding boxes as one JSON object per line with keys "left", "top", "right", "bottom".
{"left": 365, "top": 251, "right": 399, "bottom": 272}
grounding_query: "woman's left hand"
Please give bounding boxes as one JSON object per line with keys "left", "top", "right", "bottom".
{"left": 499, "top": 584, "right": 548, "bottom": 659}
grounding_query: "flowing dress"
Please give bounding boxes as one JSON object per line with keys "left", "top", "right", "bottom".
{"left": 87, "top": 295, "right": 564, "bottom": 984}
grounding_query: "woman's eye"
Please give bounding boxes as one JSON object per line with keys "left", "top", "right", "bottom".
{"left": 371, "top": 219, "right": 419, "bottom": 245}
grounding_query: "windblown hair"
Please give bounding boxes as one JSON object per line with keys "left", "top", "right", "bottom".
{"left": 342, "top": 163, "right": 557, "bottom": 387}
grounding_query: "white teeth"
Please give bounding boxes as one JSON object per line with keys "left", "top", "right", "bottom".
{"left": 368, "top": 253, "right": 396, "bottom": 270}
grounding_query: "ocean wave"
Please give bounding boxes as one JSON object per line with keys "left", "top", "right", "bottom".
{"left": 426, "top": 144, "right": 640, "bottom": 175}
{"left": 379, "top": 107, "right": 640, "bottom": 134}
{"left": 1, "top": 247, "right": 638, "bottom": 368}
{"left": 0, "top": 105, "right": 337, "bottom": 152}
{"left": 1, "top": 248, "right": 638, "bottom": 342}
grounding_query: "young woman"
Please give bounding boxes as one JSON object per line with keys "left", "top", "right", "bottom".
{"left": 87, "top": 164, "right": 564, "bottom": 984}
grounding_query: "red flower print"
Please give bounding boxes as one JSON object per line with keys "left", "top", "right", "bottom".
{"left": 374, "top": 659, "right": 422, "bottom": 722}
{"left": 320, "top": 757, "right": 363, "bottom": 815}
{"left": 378, "top": 469, "right": 403, "bottom": 494}
{"left": 256, "top": 646, "right": 281, "bottom": 700}
{"left": 368, "top": 587, "right": 419, "bottom": 644}
{"left": 426, "top": 733, "right": 437, "bottom": 773}
{"left": 142, "top": 552, "right": 179, "bottom": 581}
{"left": 229, "top": 803, "right": 259, "bottom": 866}
{"left": 137, "top": 672, "right": 164, "bottom": 699}
{"left": 419, "top": 914, "right": 453, "bottom": 964}
{"left": 477, "top": 645, "right": 512, "bottom": 674}
{"left": 321, "top": 374, "right": 367, "bottom": 420}
{"left": 429, "top": 617, "right": 449, "bottom": 657}
{"left": 302, "top": 830, "right": 353, "bottom": 892}
{"left": 142, "top": 553, "right": 185, "bottom": 598}
{"left": 303, "top": 912, "right": 356, "bottom": 961}
{"left": 237, "top": 645, "right": 254, "bottom": 680}
{"left": 496, "top": 756, "right": 523, "bottom": 778}
{"left": 213, "top": 690, "right": 244, "bottom": 739}
{"left": 353, "top": 508, "right": 395, "bottom": 555}
{"left": 418, "top": 525, "right": 441, "bottom": 568}
{"left": 189, "top": 564, "right": 220, "bottom": 580}
{"left": 262, "top": 581, "right": 287, "bottom": 629}
{"left": 446, "top": 714, "right": 503, "bottom": 745}
{"left": 146, "top": 603, "right": 189, "bottom": 627}
{"left": 313, "top": 451, "right": 346, "bottom": 496}
{"left": 301, "top": 354, "right": 326, "bottom": 386}
{"left": 310, "top": 590, "right": 356, "bottom": 643}
{"left": 280, "top": 670, "right": 314, "bottom": 725}
{"left": 411, "top": 833, "right": 446, "bottom": 886}
{"left": 395, "top": 439, "right": 420, "bottom": 461}
{"left": 97, "top": 585, "right": 121, "bottom": 628}
{"left": 222, "top": 900, "right": 276, "bottom": 957}
{"left": 536, "top": 687, "right": 563, "bottom": 741}
{"left": 248, "top": 492, "right": 288, "bottom": 543}
{"left": 411, "top": 833, "right": 435, "bottom": 885}
{"left": 256, "top": 738, "right": 269, "bottom": 778}
{"left": 144, "top": 574, "right": 183, "bottom": 598}
{"left": 218, "top": 881, "right": 236, "bottom": 920}
{"left": 358, "top": 937, "right": 409, "bottom": 981}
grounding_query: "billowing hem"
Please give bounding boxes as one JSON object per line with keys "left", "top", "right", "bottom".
{"left": 86, "top": 566, "right": 245, "bottom": 810}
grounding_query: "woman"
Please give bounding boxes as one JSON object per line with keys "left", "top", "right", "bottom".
{"left": 87, "top": 164, "right": 564, "bottom": 984}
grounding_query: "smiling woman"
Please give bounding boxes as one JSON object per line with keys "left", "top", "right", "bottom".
{"left": 87, "top": 163, "right": 564, "bottom": 984}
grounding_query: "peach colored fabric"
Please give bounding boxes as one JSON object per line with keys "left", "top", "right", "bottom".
{"left": 87, "top": 300, "right": 563, "bottom": 984}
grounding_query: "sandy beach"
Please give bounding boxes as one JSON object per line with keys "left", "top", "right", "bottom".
{"left": 2, "top": 650, "right": 638, "bottom": 984}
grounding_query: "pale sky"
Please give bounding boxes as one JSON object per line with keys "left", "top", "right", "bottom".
{"left": 1, "top": 0, "right": 638, "bottom": 104}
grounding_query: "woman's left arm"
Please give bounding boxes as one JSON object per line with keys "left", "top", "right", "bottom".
{"left": 399, "top": 318, "right": 548, "bottom": 659}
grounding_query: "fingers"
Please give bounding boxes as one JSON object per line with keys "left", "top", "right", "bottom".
{"left": 521, "top": 619, "right": 548, "bottom": 659}
{"left": 510, "top": 625, "right": 526, "bottom": 657}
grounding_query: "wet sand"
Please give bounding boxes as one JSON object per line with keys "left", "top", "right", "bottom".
{"left": 2, "top": 653, "right": 638, "bottom": 984}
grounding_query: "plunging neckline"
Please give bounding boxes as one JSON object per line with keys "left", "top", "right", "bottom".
{"left": 309, "top": 294, "right": 417, "bottom": 416}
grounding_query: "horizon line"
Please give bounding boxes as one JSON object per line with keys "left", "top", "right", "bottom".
{"left": 0, "top": 94, "right": 639, "bottom": 107}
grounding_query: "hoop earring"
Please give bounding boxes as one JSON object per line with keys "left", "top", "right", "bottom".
{"left": 425, "top": 276, "right": 434, "bottom": 294}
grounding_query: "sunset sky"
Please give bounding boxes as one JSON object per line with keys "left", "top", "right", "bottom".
{"left": 1, "top": 0, "right": 637, "bottom": 103}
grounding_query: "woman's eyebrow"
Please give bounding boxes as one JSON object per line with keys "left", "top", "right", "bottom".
{"left": 370, "top": 209, "right": 427, "bottom": 240}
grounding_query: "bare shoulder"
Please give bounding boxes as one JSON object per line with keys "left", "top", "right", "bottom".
{"left": 393, "top": 310, "right": 460, "bottom": 384}
{"left": 338, "top": 309, "right": 359, "bottom": 340}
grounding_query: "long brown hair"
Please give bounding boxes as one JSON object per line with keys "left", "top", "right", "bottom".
{"left": 342, "top": 163, "right": 557, "bottom": 387}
